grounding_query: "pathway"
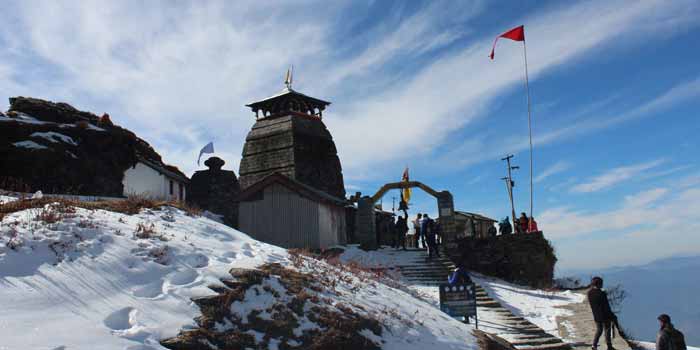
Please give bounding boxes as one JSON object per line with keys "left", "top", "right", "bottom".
{"left": 394, "top": 247, "right": 573, "bottom": 350}
{"left": 556, "top": 292, "right": 633, "bottom": 350}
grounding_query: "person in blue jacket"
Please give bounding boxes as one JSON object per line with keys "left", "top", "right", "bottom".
{"left": 448, "top": 264, "right": 472, "bottom": 285}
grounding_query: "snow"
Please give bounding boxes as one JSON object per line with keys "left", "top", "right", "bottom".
{"left": 340, "top": 244, "right": 428, "bottom": 268}
{"left": 0, "top": 195, "right": 18, "bottom": 204}
{"left": 0, "top": 112, "right": 46, "bottom": 124}
{"left": 340, "top": 245, "right": 585, "bottom": 342}
{"left": 0, "top": 204, "right": 480, "bottom": 349}
{"left": 31, "top": 131, "right": 78, "bottom": 146}
{"left": 636, "top": 341, "right": 700, "bottom": 350}
{"left": 12, "top": 140, "right": 49, "bottom": 150}
{"left": 472, "top": 274, "right": 584, "bottom": 334}
{"left": 1, "top": 111, "right": 105, "bottom": 131}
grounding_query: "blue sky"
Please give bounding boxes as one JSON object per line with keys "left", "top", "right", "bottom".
{"left": 1, "top": 0, "right": 699, "bottom": 271}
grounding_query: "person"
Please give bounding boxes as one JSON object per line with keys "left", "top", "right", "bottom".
{"left": 433, "top": 220, "right": 442, "bottom": 246}
{"left": 588, "top": 277, "right": 616, "bottom": 350}
{"left": 425, "top": 214, "right": 440, "bottom": 258}
{"left": 470, "top": 218, "right": 478, "bottom": 238}
{"left": 656, "top": 314, "right": 687, "bottom": 350}
{"left": 394, "top": 213, "right": 409, "bottom": 250}
{"left": 499, "top": 217, "right": 512, "bottom": 235}
{"left": 528, "top": 216, "right": 539, "bottom": 233}
{"left": 488, "top": 224, "right": 497, "bottom": 238}
{"left": 517, "top": 212, "right": 529, "bottom": 234}
{"left": 448, "top": 264, "right": 472, "bottom": 285}
{"left": 413, "top": 213, "right": 422, "bottom": 249}
{"left": 419, "top": 214, "right": 429, "bottom": 249}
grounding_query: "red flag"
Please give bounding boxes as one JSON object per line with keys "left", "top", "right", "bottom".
{"left": 489, "top": 25, "right": 525, "bottom": 60}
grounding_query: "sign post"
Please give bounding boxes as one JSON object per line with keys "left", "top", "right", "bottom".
{"left": 439, "top": 283, "right": 478, "bottom": 328}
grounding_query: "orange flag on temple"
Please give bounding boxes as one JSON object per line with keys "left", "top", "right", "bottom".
{"left": 401, "top": 167, "right": 411, "bottom": 204}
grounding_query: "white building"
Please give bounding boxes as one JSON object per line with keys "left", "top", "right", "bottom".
{"left": 122, "top": 157, "right": 189, "bottom": 201}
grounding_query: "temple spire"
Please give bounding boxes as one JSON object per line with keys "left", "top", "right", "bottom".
{"left": 284, "top": 65, "right": 294, "bottom": 90}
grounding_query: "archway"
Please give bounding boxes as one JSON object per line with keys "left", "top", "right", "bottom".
{"left": 355, "top": 181, "right": 456, "bottom": 251}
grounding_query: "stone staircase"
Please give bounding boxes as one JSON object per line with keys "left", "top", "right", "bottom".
{"left": 396, "top": 248, "right": 572, "bottom": 350}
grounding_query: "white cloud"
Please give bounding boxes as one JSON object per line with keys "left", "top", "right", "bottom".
{"left": 534, "top": 161, "right": 571, "bottom": 183}
{"left": 571, "top": 159, "right": 665, "bottom": 193}
{"left": 543, "top": 185, "right": 700, "bottom": 270}
{"left": 0, "top": 0, "right": 698, "bottom": 180}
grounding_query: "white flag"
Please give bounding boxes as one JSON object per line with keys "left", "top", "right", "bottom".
{"left": 197, "top": 142, "right": 214, "bottom": 166}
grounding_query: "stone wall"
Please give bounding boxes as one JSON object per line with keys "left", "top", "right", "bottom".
{"left": 238, "top": 114, "right": 345, "bottom": 199}
{"left": 453, "top": 232, "right": 557, "bottom": 288}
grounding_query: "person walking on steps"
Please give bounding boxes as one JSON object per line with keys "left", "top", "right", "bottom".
{"left": 419, "top": 214, "right": 429, "bottom": 249}
{"left": 588, "top": 276, "right": 616, "bottom": 350}
{"left": 656, "top": 314, "right": 687, "bottom": 350}
{"left": 394, "top": 213, "right": 409, "bottom": 250}
{"left": 413, "top": 213, "right": 422, "bottom": 249}
{"left": 423, "top": 214, "right": 440, "bottom": 259}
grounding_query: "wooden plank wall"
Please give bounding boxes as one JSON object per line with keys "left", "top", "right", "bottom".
{"left": 239, "top": 183, "right": 320, "bottom": 248}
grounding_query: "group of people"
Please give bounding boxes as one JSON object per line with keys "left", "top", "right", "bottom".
{"left": 390, "top": 212, "right": 443, "bottom": 259}
{"left": 587, "top": 276, "right": 686, "bottom": 350}
{"left": 498, "top": 212, "right": 539, "bottom": 235}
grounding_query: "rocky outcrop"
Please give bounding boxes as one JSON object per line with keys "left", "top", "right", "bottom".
{"left": 453, "top": 232, "right": 557, "bottom": 288}
{"left": 187, "top": 157, "right": 240, "bottom": 228}
{"left": 0, "top": 96, "right": 186, "bottom": 196}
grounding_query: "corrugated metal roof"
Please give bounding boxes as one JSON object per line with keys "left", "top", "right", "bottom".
{"left": 237, "top": 173, "right": 346, "bottom": 207}
{"left": 455, "top": 211, "right": 497, "bottom": 222}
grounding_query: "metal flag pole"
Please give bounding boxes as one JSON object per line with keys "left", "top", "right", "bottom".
{"left": 522, "top": 38, "right": 534, "bottom": 229}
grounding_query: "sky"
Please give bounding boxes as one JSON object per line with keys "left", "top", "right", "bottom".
{"left": 1, "top": 0, "right": 699, "bottom": 272}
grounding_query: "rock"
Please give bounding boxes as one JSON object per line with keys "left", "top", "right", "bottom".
{"left": 8, "top": 96, "right": 99, "bottom": 124}
{"left": 0, "top": 96, "right": 186, "bottom": 196}
{"left": 187, "top": 156, "right": 240, "bottom": 228}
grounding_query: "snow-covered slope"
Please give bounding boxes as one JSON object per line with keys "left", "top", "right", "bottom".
{"left": 0, "top": 201, "right": 477, "bottom": 349}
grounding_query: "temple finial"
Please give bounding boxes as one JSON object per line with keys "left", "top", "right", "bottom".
{"left": 284, "top": 65, "right": 293, "bottom": 90}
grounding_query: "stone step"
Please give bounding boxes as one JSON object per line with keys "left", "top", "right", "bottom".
{"left": 511, "top": 337, "right": 563, "bottom": 346}
{"left": 397, "top": 267, "right": 454, "bottom": 272}
{"left": 477, "top": 301, "right": 502, "bottom": 308}
{"left": 512, "top": 341, "right": 571, "bottom": 350}
{"left": 399, "top": 269, "right": 452, "bottom": 274}
{"left": 513, "top": 334, "right": 553, "bottom": 340}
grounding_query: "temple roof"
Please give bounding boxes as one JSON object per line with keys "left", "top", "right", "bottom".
{"left": 246, "top": 87, "right": 330, "bottom": 119}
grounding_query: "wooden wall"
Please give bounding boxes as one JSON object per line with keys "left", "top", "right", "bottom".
{"left": 238, "top": 183, "right": 345, "bottom": 249}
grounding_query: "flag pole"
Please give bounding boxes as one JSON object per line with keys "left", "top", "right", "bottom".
{"left": 522, "top": 37, "right": 534, "bottom": 229}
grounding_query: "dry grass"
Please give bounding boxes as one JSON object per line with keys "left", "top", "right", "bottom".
{"left": 0, "top": 195, "right": 201, "bottom": 221}
{"left": 161, "top": 263, "right": 383, "bottom": 350}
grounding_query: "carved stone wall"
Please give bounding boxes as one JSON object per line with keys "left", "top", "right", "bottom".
{"left": 238, "top": 114, "right": 345, "bottom": 199}
{"left": 187, "top": 157, "right": 240, "bottom": 228}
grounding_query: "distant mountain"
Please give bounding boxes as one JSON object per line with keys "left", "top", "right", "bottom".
{"left": 560, "top": 256, "right": 700, "bottom": 345}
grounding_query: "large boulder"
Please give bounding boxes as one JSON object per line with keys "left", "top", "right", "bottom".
{"left": 0, "top": 96, "right": 186, "bottom": 196}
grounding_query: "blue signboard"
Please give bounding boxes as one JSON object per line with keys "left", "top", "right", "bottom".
{"left": 439, "top": 283, "right": 477, "bottom": 319}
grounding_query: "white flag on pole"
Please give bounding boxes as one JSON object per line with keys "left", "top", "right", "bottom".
{"left": 197, "top": 142, "right": 214, "bottom": 166}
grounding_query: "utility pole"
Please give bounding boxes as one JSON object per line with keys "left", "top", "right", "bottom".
{"left": 501, "top": 155, "right": 519, "bottom": 225}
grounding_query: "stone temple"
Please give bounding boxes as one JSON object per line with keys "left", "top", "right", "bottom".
{"left": 238, "top": 84, "right": 345, "bottom": 199}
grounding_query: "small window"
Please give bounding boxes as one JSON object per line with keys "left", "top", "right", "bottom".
{"left": 169, "top": 180, "right": 174, "bottom": 195}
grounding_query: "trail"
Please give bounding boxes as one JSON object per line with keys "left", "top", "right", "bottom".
{"left": 556, "top": 291, "right": 633, "bottom": 350}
